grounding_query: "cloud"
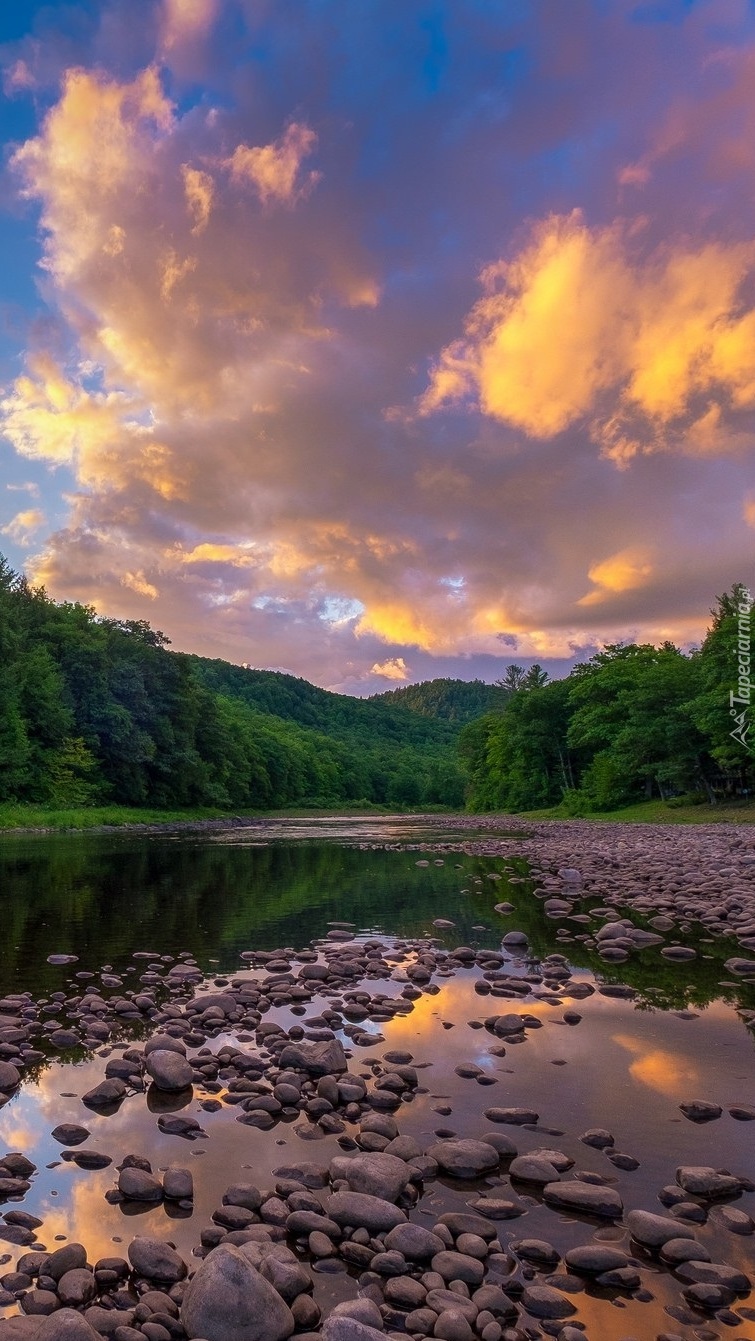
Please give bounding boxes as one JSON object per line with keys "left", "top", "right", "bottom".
{"left": 159, "top": 0, "right": 219, "bottom": 53}
{"left": 123, "top": 569, "right": 159, "bottom": 599}
{"left": 370, "top": 657, "right": 410, "bottom": 681}
{"left": 418, "top": 210, "right": 755, "bottom": 463}
{"left": 577, "top": 547, "right": 654, "bottom": 607}
{"left": 6, "top": 481, "right": 40, "bottom": 497}
{"left": 225, "top": 123, "right": 320, "bottom": 206}
{"left": 1, "top": 508, "right": 46, "bottom": 544}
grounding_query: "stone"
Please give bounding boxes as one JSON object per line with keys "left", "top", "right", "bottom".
{"left": 127, "top": 1238, "right": 187, "bottom": 1284}
{"left": 431, "top": 1251, "right": 484, "bottom": 1286}
{"left": 277, "top": 1040, "right": 347, "bottom": 1075}
{"left": 329, "top": 1153, "right": 410, "bottom": 1202}
{"left": 509, "top": 1155, "right": 560, "bottom": 1184}
{"left": 118, "top": 1168, "right": 163, "bottom": 1201}
{"left": 0, "top": 1063, "right": 21, "bottom": 1092}
{"left": 626, "top": 1210, "right": 695, "bottom": 1248}
{"left": 81, "top": 1079, "right": 127, "bottom": 1108}
{"left": 579, "top": 1128, "right": 614, "bottom": 1148}
{"left": 426, "top": 1141, "right": 499, "bottom": 1178}
{"left": 384, "top": 1224, "right": 445, "bottom": 1259}
{"left": 325, "top": 1191, "right": 406, "bottom": 1233}
{"left": 679, "top": 1101, "right": 722, "bottom": 1123}
{"left": 46, "top": 1246, "right": 88, "bottom": 1281}
{"left": 181, "top": 1245, "right": 294, "bottom": 1341}
{"left": 521, "top": 1286, "right": 576, "bottom": 1320}
{"left": 483, "top": 1107, "right": 538, "bottom": 1125}
{"left": 145, "top": 1051, "right": 193, "bottom": 1092}
{"left": 542, "top": 1180, "right": 623, "bottom": 1218}
{"left": 675, "top": 1260, "right": 751, "bottom": 1292}
{"left": 35, "top": 1310, "right": 102, "bottom": 1340}
{"left": 163, "top": 1168, "right": 193, "bottom": 1201}
{"left": 564, "top": 1245, "right": 630, "bottom": 1274}
{"left": 676, "top": 1166, "right": 742, "bottom": 1198}
{"left": 322, "top": 1319, "right": 385, "bottom": 1341}
{"left": 433, "top": 1311, "right": 475, "bottom": 1341}
{"left": 57, "top": 1271, "right": 96, "bottom": 1308}
{"left": 329, "top": 1301, "right": 384, "bottom": 1330}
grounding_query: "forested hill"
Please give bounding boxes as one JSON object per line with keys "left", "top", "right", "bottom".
{"left": 184, "top": 656, "right": 457, "bottom": 747}
{"left": 0, "top": 558, "right": 467, "bottom": 811}
{"left": 370, "top": 677, "right": 503, "bottom": 723}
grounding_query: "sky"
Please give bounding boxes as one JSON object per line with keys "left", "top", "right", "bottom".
{"left": 1, "top": 0, "right": 754, "bottom": 694}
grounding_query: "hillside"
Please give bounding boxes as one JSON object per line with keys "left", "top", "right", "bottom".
{"left": 0, "top": 558, "right": 467, "bottom": 812}
{"left": 370, "top": 677, "right": 503, "bottom": 723}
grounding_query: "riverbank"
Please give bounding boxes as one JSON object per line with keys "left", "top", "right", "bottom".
{"left": 0, "top": 802, "right": 402, "bottom": 836}
{"left": 519, "top": 796, "right": 755, "bottom": 824}
{"left": 2, "top": 795, "right": 755, "bottom": 836}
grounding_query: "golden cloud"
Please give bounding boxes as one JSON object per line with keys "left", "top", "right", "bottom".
{"left": 577, "top": 547, "right": 654, "bottom": 607}
{"left": 612, "top": 1032, "right": 700, "bottom": 1099}
{"left": 418, "top": 210, "right": 755, "bottom": 461}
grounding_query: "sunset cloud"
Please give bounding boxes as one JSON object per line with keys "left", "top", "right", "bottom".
{"left": 578, "top": 548, "right": 654, "bottom": 608}
{"left": 419, "top": 211, "right": 755, "bottom": 463}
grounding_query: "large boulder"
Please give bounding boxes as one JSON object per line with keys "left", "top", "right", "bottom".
{"left": 181, "top": 1244, "right": 294, "bottom": 1341}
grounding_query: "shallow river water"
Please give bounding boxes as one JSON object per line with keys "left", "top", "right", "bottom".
{"left": 0, "top": 815, "right": 754, "bottom": 1341}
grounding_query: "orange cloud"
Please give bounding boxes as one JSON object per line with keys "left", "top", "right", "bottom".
{"left": 578, "top": 547, "right": 654, "bottom": 607}
{"left": 418, "top": 211, "right": 755, "bottom": 462}
{"left": 612, "top": 1032, "right": 700, "bottom": 1099}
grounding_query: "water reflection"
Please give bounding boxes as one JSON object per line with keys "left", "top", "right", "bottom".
{"left": 0, "top": 818, "right": 753, "bottom": 1338}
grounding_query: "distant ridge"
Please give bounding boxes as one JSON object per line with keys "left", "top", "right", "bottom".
{"left": 370, "top": 677, "right": 503, "bottom": 723}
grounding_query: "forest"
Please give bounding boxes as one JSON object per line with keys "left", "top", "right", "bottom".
{"left": 461, "top": 585, "right": 755, "bottom": 812}
{"left": 0, "top": 556, "right": 752, "bottom": 816}
{"left": 0, "top": 557, "right": 468, "bottom": 810}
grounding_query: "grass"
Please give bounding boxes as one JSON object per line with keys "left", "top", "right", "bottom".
{"left": 0, "top": 799, "right": 437, "bottom": 832}
{"left": 0, "top": 803, "right": 243, "bottom": 832}
{"left": 518, "top": 796, "right": 755, "bottom": 824}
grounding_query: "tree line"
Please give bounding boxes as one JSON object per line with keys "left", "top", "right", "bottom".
{"left": 460, "top": 585, "right": 755, "bottom": 812}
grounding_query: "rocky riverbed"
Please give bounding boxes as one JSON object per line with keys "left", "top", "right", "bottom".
{"left": 0, "top": 816, "right": 753, "bottom": 1341}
